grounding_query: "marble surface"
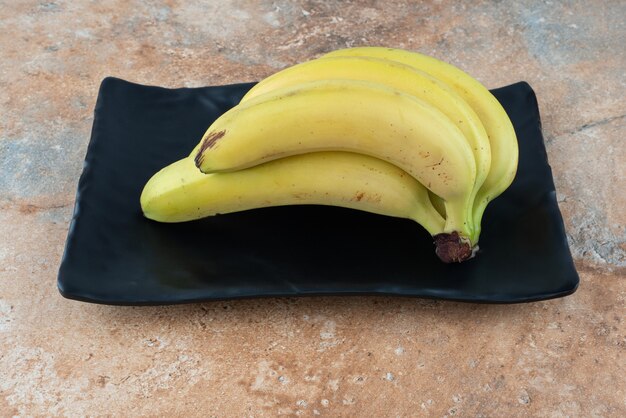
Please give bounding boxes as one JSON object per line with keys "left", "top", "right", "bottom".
{"left": 1, "top": 1, "right": 624, "bottom": 416}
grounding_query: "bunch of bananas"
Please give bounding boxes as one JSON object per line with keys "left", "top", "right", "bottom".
{"left": 141, "top": 47, "right": 518, "bottom": 263}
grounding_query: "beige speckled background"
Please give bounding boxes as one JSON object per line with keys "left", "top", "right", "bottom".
{"left": 1, "top": 1, "right": 625, "bottom": 416}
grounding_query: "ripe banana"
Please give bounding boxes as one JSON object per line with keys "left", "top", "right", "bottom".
{"left": 239, "top": 55, "right": 491, "bottom": 239}
{"left": 142, "top": 48, "right": 519, "bottom": 263}
{"left": 141, "top": 152, "right": 445, "bottom": 236}
{"left": 322, "top": 47, "right": 518, "bottom": 242}
{"left": 193, "top": 79, "right": 477, "bottom": 253}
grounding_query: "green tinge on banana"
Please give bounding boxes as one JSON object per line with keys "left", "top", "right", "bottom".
{"left": 323, "top": 47, "right": 519, "bottom": 243}
{"left": 193, "top": 79, "right": 477, "bottom": 255}
{"left": 141, "top": 152, "right": 445, "bottom": 236}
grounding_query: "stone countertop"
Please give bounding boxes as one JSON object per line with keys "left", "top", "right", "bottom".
{"left": 1, "top": 1, "right": 624, "bottom": 416}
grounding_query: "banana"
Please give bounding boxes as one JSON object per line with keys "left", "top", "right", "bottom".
{"left": 141, "top": 152, "right": 445, "bottom": 236}
{"left": 239, "top": 55, "right": 491, "bottom": 239}
{"left": 322, "top": 47, "right": 518, "bottom": 242}
{"left": 193, "top": 79, "right": 477, "bottom": 254}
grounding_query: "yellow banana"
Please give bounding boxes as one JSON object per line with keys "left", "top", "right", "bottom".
{"left": 141, "top": 152, "right": 445, "bottom": 236}
{"left": 193, "top": 79, "right": 477, "bottom": 252}
{"left": 322, "top": 47, "right": 518, "bottom": 242}
{"left": 239, "top": 55, "right": 491, "bottom": 238}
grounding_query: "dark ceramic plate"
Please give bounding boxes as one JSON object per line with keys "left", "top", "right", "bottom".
{"left": 57, "top": 77, "right": 579, "bottom": 305}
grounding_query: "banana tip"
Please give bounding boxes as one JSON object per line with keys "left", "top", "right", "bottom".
{"left": 194, "top": 130, "right": 226, "bottom": 171}
{"left": 433, "top": 232, "right": 475, "bottom": 263}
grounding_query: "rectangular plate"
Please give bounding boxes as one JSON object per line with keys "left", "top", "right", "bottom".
{"left": 57, "top": 78, "right": 579, "bottom": 305}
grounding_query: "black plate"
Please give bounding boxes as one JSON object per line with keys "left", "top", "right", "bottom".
{"left": 57, "top": 77, "right": 579, "bottom": 305}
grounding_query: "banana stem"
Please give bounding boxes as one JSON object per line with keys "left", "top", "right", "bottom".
{"left": 438, "top": 197, "right": 477, "bottom": 263}
{"left": 470, "top": 196, "right": 491, "bottom": 244}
